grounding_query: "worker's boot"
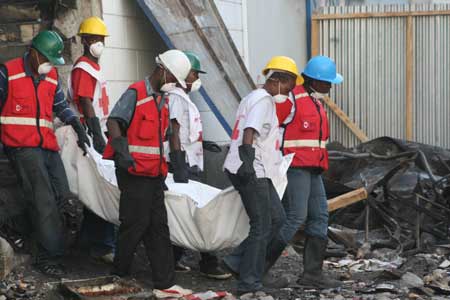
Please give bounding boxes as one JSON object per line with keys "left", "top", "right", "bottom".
{"left": 297, "top": 235, "right": 341, "bottom": 289}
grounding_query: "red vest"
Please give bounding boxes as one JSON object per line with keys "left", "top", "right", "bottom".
{"left": 104, "top": 81, "right": 169, "bottom": 177}
{"left": 282, "top": 85, "right": 329, "bottom": 170}
{"left": 1, "top": 57, "right": 59, "bottom": 151}
{"left": 275, "top": 98, "right": 293, "bottom": 125}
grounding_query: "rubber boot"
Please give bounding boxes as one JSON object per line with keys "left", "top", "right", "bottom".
{"left": 297, "top": 235, "right": 341, "bottom": 289}
{"left": 263, "top": 236, "right": 290, "bottom": 288}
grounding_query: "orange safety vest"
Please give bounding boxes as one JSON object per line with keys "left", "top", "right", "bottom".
{"left": 103, "top": 80, "right": 169, "bottom": 177}
{"left": 1, "top": 57, "right": 59, "bottom": 151}
{"left": 282, "top": 85, "right": 329, "bottom": 170}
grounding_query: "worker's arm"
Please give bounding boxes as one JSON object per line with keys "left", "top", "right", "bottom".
{"left": 168, "top": 95, "right": 189, "bottom": 183}
{"left": 80, "top": 97, "right": 106, "bottom": 154}
{"left": 0, "top": 66, "right": 8, "bottom": 107}
{"left": 107, "top": 89, "right": 137, "bottom": 169}
{"left": 80, "top": 97, "right": 96, "bottom": 118}
{"left": 242, "top": 128, "right": 256, "bottom": 145}
{"left": 169, "top": 119, "right": 182, "bottom": 151}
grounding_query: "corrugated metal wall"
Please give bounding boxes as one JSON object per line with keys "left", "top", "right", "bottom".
{"left": 316, "top": 4, "right": 450, "bottom": 148}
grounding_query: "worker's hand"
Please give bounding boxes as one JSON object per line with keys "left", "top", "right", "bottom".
{"left": 169, "top": 150, "right": 189, "bottom": 183}
{"left": 69, "top": 118, "right": 91, "bottom": 156}
{"left": 237, "top": 144, "right": 256, "bottom": 184}
{"left": 86, "top": 117, "right": 106, "bottom": 154}
{"left": 111, "top": 136, "right": 135, "bottom": 170}
{"left": 202, "top": 140, "right": 222, "bottom": 153}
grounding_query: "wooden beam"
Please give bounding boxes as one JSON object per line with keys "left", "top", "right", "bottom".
{"left": 328, "top": 188, "right": 368, "bottom": 212}
{"left": 312, "top": 10, "right": 450, "bottom": 20}
{"left": 311, "top": 19, "right": 320, "bottom": 56}
{"left": 406, "top": 15, "right": 414, "bottom": 141}
{"left": 322, "top": 96, "right": 369, "bottom": 142}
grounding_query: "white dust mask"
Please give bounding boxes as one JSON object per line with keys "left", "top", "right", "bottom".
{"left": 310, "top": 87, "right": 328, "bottom": 100}
{"left": 38, "top": 62, "right": 53, "bottom": 75}
{"left": 190, "top": 78, "right": 202, "bottom": 92}
{"left": 89, "top": 41, "right": 104, "bottom": 58}
{"left": 272, "top": 81, "right": 289, "bottom": 103}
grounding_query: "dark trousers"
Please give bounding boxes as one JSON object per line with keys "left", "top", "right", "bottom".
{"left": 114, "top": 168, "right": 175, "bottom": 289}
{"left": 5, "top": 147, "right": 65, "bottom": 263}
{"left": 79, "top": 208, "right": 116, "bottom": 256}
{"left": 224, "top": 174, "right": 286, "bottom": 293}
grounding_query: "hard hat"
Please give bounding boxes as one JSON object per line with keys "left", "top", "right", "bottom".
{"left": 262, "top": 56, "right": 303, "bottom": 85}
{"left": 156, "top": 50, "right": 191, "bottom": 88}
{"left": 302, "top": 55, "right": 343, "bottom": 84}
{"left": 183, "top": 51, "right": 206, "bottom": 74}
{"left": 31, "top": 30, "right": 65, "bottom": 65}
{"left": 78, "top": 16, "right": 109, "bottom": 36}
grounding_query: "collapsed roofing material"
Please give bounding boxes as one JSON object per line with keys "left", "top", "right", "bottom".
{"left": 324, "top": 137, "right": 450, "bottom": 253}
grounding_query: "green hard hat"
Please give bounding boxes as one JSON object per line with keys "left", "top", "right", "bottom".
{"left": 183, "top": 51, "right": 206, "bottom": 74}
{"left": 31, "top": 30, "right": 65, "bottom": 65}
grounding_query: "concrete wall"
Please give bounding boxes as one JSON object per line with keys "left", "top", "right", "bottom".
{"left": 246, "top": 0, "right": 308, "bottom": 83}
{"left": 100, "top": 0, "right": 166, "bottom": 107}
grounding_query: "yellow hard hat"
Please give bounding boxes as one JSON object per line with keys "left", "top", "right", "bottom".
{"left": 262, "top": 56, "right": 304, "bottom": 85}
{"left": 78, "top": 16, "right": 109, "bottom": 36}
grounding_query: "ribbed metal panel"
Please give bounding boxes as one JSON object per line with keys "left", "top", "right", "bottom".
{"left": 316, "top": 4, "right": 450, "bottom": 148}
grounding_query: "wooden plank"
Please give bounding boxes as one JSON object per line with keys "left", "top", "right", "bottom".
{"left": 322, "top": 96, "right": 369, "bottom": 142}
{"left": 312, "top": 10, "right": 450, "bottom": 20}
{"left": 328, "top": 188, "right": 368, "bottom": 212}
{"left": 406, "top": 15, "right": 414, "bottom": 140}
{"left": 311, "top": 19, "right": 320, "bottom": 56}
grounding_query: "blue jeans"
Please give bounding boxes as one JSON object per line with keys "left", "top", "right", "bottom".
{"left": 280, "top": 168, "right": 328, "bottom": 242}
{"left": 79, "top": 208, "right": 116, "bottom": 256}
{"left": 265, "top": 168, "right": 329, "bottom": 271}
{"left": 224, "top": 175, "right": 285, "bottom": 293}
{"left": 5, "top": 147, "right": 66, "bottom": 262}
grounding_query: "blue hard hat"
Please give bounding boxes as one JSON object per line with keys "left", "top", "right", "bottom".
{"left": 302, "top": 55, "right": 343, "bottom": 84}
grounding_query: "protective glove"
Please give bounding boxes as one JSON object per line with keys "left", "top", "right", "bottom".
{"left": 237, "top": 144, "right": 256, "bottom": 185}
{"left": 69, "top": 118, "right": 91, "bottom": 155}
{"left": 169, "top": 150, "right": 189, "bottom": 183}
{"left": 111, "top": 136, "right": 135, "bottom": 170}
{"left": 202, "top": 140, "right": 222, "bottom": 153}
{"left": 86, "top": 117, "right": 106, "bottom": 154}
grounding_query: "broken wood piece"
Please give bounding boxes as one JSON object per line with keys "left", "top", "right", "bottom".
{"left": 328, "top": 188, "right": 368, "bottom": 212}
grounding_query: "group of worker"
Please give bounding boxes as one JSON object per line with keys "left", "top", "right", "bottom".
{"left": 0, "top": 14, "right": 343, "bottom": 298}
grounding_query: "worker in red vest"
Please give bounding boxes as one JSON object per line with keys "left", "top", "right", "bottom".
{"left": 69, "top": 16, "right": 115, "bottom": 265}
{"left": 0, "top": 31, "right": 89, "bottom": 276}
{"left": 104, "top": 50, "right": 192, "bottom": 298}
{"left": 266, "top": 55, "right": 343, "bottom": 289}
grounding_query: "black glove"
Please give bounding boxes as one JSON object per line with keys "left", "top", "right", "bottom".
{"left": 169, "top": 150, "right": 189, "bottom": 183}
{"left": 237, "top": 144, "right": 256, "bottom": 184}
{"left": 111, "top": 136, "right": 135, "bottom": 170}
{"left": 202, "top": 140, "right": 222, "bottom": 153}
{"left": 86, "top": 117, "right": 106, "bottom": 154}
{"left": 69, "top": 118, "right": 91, "bottom": 155}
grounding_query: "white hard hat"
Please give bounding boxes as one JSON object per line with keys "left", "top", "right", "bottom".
{"left": 156, "top": 49, "right": 191, "bottom": 88}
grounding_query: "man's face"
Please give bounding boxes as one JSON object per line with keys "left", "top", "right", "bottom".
{"left": 185, "top": 70, "right": 199, "bottom": 92}
{"left": 82, "top": 34, "right": 105, "bottom": 46}
{"left": 311, "top": 79, "right": 332, "bottom": 94}
{"left": 29, "top": 48, "right": 49, "bottom": 71}
{"left": 276, "top": 74, "right": 296, "bottom": 95}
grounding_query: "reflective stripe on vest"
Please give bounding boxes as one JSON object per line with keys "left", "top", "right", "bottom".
{"left": 136, "top": 97, "right": 153, "bottom": 106}
{"left": 129, "top": 145, "right": 160, "bottom": 155}
{"left": 0, "top": 116, "right": 53, "bottom": 129}
{"left": 294, "top": 92, "right": 309, "bottom": 99}
{"left": 8, "top": 72, "right": 26, "bottom": 81}
{"left": 283, "top": 139, "right": 328, "bottom": 149}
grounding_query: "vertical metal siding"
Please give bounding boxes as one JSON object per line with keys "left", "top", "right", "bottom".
{"left": 316, "top": 4, "right": 450, "bottom": 148}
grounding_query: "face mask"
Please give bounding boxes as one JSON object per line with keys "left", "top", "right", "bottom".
{"left": 33, "top": 50, "right": 53, "bottom": 75}
{"left": 38, "top": 62, "right": 53, "bottom": 75}
{"left": 190, "top": 78, "right": 202, "bottom": 92}
{"left": 272, "top": 81, "right": 288, "bottom": 103}
{"left": 89, "top": 41, "right": 104, "bottom": 58}
{"left": 310, "top": 88, "right": 328, "bottom": 100}
{"left": 159, "top": 69, "right": 177, "bottom": 92}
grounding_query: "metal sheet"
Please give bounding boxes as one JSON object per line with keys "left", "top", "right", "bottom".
{"left": 316, "top": 4, "right": 450, "bottom": 148}
{"left": 137, "top": 0, "right": 256, "bottom": 134}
